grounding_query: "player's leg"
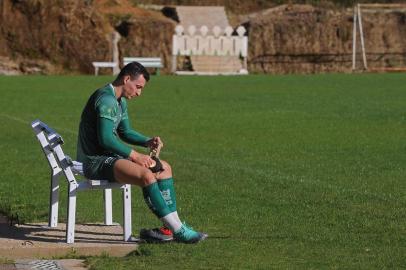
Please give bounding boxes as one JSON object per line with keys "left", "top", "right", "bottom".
{"left": 113, "top": 159, "right": 181, "bottom": 231}
{"left": 113, "top": 158, "right": 154, "bottom": 186}
{"left": 84, "top": 156, "right": 180, "bottom": 230}
{"left": 113, "top": 159, "right": 177, "bottom": 219}
{"left": 156, "top": 161, "right": 177, "bottom": 213}
{"left": 113, "top": 159, "right": 207, "bottom": 243}
{"left": 145, "top": 159, "right": 207, "bottom": 243}
{"left": 140, "top": 160, "right": 178, "bottom": 242}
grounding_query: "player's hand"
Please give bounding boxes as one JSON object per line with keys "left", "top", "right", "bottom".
{"left": 147, "top": 137, "right": 163, "bottom": 152}
{"left": 129, "top": 150, "right": 154, "bottom": 168}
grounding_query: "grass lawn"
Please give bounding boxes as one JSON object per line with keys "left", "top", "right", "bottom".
{"left": 0, "top": 74, "right": 405, "bottom": 269}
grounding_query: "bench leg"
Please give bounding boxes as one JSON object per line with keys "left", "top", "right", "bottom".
{"left": 156, "top": 68, "right": 160, "bottom": 76}
{"left": 172, "top": 55, "right": 177, "bottom": 73}
{"left": 122, "top": 185, "right": 132, "bottom": 241}
{"left": 95, "top": 67, "right": 99, "bottom": 76}
{"left": 66, "top": 183, "right": 77, "bottom": 244}
{"left": 48, "top": 170, "right": 61, "bottom": 228}
{"left": 104, "top": 188, "right": 113, "bottom": 225}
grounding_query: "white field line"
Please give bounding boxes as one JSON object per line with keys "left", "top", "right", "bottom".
{"left": 1, "top": 113, "right": 30, "bottom": 125}
{"left": 1, "top": 114, "right": 78, "bottom": 136}
{"left": 3, "top": 113, "right": 402, "bottom": 204}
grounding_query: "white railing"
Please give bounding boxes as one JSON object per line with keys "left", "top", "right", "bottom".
{"left": 172, "top": 25, "right": 248, "bottom": 57}
{"left": 172, "top": 25, "right": 248, "bottom": 73}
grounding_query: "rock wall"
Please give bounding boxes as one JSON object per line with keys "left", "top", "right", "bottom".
{"left": 0, "top": 0, "right": 174, "bottom": 75}
{"left": 0, "top": 0, "right": 112, "bottom": 74}
{"left": 94, "top": 0, "right": 175, "bottom": 73}
{"left": 116, "top": 17, "right": 175, "bottom": 72}
{"left": 246, "top": 5, "right": 406, "bottom": 74}
{"left": 1, "top": 1, "right": 405, "bottom": 75}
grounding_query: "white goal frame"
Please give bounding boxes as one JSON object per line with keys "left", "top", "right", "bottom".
{"left": 352, "top": 3, "right": 406, "bottom": 71}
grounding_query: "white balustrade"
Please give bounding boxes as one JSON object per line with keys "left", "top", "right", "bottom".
{"left": 172, "top": 24, "right": 248, "bottom": 57}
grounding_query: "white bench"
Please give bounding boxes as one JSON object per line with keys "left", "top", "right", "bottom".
{"left": 123, "top": 57, "right": 163, "bottom": 75}
{"left": 92, "top": 62, "right": 117, "bottom": 76}
{"left": 31, "top": 119, "right": 132, "bottom": 244}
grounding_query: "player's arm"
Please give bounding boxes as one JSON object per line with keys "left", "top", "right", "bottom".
{"left": 96, "top": 97, "right": 153, "bottom": 167}
{"left": 98, "top": 118, "right": 153, "bottom": 167}
{"left": 97, "top": 117, "right": 132, "bottom": 157}
{"left": 117, "top": 117, "right": 151, "bottom": 147}
{"left": 116, "top": 98, "right": 152, "bottom": 147}
{"left": 117, "top": 118, "right": 164, "bottom": 154}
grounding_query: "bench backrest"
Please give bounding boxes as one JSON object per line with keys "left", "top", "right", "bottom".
{"left": 31, "top": 119, "right": 78, "bottom": 185}
{"left": 92, "top": 62, "right": 117, "bottom": 68}
{"left": 123, "top": 57, "right": 163, "bottom": 68}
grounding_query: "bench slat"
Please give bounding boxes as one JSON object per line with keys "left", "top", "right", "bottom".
{"left": 124, "top": 57, "right": 161, "bottom": 62}
{"left": 123, "top": 57, "right": 163, "bottom": 69}
{"left": 92, "top": 62, "right": 117, "bottom": 68}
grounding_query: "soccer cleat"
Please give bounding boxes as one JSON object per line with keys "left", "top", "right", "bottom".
{"left": 174, "top": 223, "right": 208, "bottom": 244}
{"left": 139, "top": 226, "right": 174, "bottom": 243}
{"left": 159, "top": 225, "right": 173, "bottom": 236}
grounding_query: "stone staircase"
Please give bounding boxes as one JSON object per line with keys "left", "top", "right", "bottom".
{"left": 175, "top": 6, "right": 229, "bottom": 31}
{"left": 190, "top": 55, "right": 244, "bottom": 74}
{"left": 174, "top": 6, "right": 247, "bottom": 74}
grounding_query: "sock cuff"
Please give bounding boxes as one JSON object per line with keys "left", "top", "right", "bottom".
{"left": 158, "top": 177, "right": 173, "bottom": 182}
{"left": 143, "top": 181, "right": 158, "bottom": 191}
{"left": 158, "top": 177, "right": 173, "bottom": 187}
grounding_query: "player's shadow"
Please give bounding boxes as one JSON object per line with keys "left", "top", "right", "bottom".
{"left": 0, "top": 220, "right": 131, "bottom": 245}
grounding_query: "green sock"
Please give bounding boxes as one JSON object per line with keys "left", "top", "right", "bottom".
{"left": 158, "top": 178, "right": 177, "bottom": 212}
{"left": 142, "top": 182, "right": 172, "bottom": 218}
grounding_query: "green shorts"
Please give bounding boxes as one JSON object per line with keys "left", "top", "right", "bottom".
{"left": 83, "top": 155, "right": 122, "bottom": 182}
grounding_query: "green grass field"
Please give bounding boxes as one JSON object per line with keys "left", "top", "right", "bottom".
{"left": 0, "top": 74, "right": 405, "bottom": 269}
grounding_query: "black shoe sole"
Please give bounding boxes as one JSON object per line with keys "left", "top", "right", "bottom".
{"left": 139, "top": 229, "right": 174, "bottom": 244}
{"left": 140, "top": 238, "right": 174, "bottom": 244}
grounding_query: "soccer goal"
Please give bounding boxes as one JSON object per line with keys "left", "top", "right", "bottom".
{"left": 352, "top": 3, "right": 406, "bottom": 72}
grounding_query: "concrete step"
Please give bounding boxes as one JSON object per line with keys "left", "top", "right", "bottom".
{"left": 190, "top": 55, "right": 243, "bottom": 73}
{"left": 0, "top": 222, "right": 138, "bottom": 259}
{"left": 176, "top": 6, "right": 229, "bottom": 31}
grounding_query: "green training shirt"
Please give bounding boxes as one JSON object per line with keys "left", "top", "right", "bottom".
{"left": 77, "top": 84, "right": 150, "bottom": 162}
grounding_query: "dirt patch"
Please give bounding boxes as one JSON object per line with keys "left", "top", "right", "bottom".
{"left": 0, "top": 265, "right": 16, "bottom": 270}
{"left": 94, "top": 0, "right": 163, "bottom": 19}
{"left": 0, "top": 222, "right": 137, "bottom": 259}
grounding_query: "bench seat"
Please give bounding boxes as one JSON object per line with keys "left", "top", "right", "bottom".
{"left": 92, "top": 62, "right": 117, "bottom": 76}
{"left": 31, "top": 119, "right": 132, "bottom": 244}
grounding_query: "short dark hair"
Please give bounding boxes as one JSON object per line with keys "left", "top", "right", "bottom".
{"left": 117, "top": 61, "right": 150, "bottom": 82}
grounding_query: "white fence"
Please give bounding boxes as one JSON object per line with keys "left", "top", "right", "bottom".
{"left": 172, "top": 25, "right": 247, "bottom": 56}
{"left": 172, "top": 25, "right": 248, "bottom": 72}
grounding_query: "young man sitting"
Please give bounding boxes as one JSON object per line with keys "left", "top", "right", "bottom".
{"left": 76, "top": 62, "right": 207, "bottom": 243}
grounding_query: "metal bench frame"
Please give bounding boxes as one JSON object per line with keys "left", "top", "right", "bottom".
{"left": 31, "top": 119, "right": 132, "bottom": 244}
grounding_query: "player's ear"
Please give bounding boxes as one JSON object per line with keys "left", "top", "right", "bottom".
{"left": 123, "top": 75, "right": 131, "bottom": 84}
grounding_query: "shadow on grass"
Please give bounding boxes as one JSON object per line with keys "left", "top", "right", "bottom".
{"left": 0, "top": 222, "right": 133, "bottom": 245}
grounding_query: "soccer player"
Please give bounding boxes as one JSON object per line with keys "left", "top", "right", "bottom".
{"left": 76, "top": 62, "right": 207, "bottom": 243}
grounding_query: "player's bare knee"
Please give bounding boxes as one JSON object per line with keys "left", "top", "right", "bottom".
{"left": 141, "top": 170, "right": 156, "bottom": 186}
{"left": 161, "top": 160, "right": 172, "bottom": 174}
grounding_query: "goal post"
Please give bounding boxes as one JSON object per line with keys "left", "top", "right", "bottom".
{"left": 352, "top": 3, "right": 406, "bottom": 72}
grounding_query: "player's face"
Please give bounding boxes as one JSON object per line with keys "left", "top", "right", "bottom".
{"left": 123, "top": 74, "right": 146, "bottom": 99}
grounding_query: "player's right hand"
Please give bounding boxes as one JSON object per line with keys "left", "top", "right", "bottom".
{"left": 129, "top": 150, "right": 154, "bottom": 168}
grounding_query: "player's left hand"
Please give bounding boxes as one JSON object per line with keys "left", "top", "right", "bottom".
{"left": 149, "top": 156, "right": 163, "bottom": 173}
{"left": 146, "top": 137, "right": 164, "bottom": 173}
